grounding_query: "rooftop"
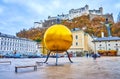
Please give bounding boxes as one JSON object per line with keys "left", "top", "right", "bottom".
{"left": 93, "top": 36, "right": 120, "bottom": 42}
{"left": 0, "top": 32, "right": 34, "bottom": 41}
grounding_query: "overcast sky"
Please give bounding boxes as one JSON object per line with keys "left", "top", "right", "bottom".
{"left": 0, "top": 0, "right": 120, "bottom": 35}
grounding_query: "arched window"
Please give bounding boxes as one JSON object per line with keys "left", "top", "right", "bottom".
{"left": 75, "top": 35, "right": 78, "bottom": 39}
{"left": 76, "top": 42, "right": 78, "bottom": 46}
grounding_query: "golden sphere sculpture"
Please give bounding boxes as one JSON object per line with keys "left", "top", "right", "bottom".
{"left": 44, "top": 24, "right": 73, "bottom": 52}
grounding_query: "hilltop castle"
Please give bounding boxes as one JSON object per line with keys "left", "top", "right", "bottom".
{"left": 34, "top": 5, "right": 114, "bottom": 28}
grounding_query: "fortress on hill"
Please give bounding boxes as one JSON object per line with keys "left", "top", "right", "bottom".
{"left": 34, "top": 5, "right": 114, "bottom": 28}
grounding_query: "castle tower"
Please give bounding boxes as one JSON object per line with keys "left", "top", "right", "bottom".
{"left": 99, "top": 7, "right": 103, "bottom": 15}
{"left": 85, "top": 5, "right": 89, "bottom": 10}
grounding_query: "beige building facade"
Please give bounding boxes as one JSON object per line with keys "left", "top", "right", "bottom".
{"left": 68, "top": 29, "right": 94, "bottom": 55}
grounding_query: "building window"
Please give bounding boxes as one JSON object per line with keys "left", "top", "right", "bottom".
{"left": 1, "top": 42, "right": 3, "bottom": 45}
{"left": 76, "top": 42, "right": 78, "bottom": 46}
{"left": 75, "top": 35, "right": 78, "bottom": 39}
{"left": 4, "top": 42, "right": 6, "bottom": 45}
{"left": 116, "top": 48, "right": 118, "bottom": 51}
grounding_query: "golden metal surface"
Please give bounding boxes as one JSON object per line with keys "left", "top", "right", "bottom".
{"left": 44, "top": 24, "right": 73, "bottom": 52}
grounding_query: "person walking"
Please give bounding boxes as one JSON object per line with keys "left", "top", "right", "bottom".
{"left": 92, "top": 53, "right": 97, "bottom": 60}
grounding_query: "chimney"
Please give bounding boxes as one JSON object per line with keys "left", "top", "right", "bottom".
{"left": 101, "top": 32, "right": 104, "bottom": 38}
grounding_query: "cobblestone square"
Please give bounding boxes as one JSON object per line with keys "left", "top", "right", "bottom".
{"left": 0, "top": 57, "right": 120, "bottom": 79}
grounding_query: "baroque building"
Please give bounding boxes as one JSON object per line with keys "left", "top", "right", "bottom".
{"left": 67, "top": 28, "right": 94, "bottom": 56}
{"left": 93, "top": 37, "right": 120, "bottom": 55}
{"left": 0, "top": 32, "right": 38, "bottom": 56}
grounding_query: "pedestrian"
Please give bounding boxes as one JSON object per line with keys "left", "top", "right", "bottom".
{"left": 92, "top": 53, "right": 97, "bottom": 60}
{"left": 86, "top": 53, "right": 89, "bottom": 58}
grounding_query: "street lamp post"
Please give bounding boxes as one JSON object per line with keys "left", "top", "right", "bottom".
{"left": 94, "top": 42, "right": 96, "bottom": 54}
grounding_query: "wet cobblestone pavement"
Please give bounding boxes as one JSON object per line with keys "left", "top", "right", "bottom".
{"left": 0, "top": 57, "right": 120, "bottom": 79}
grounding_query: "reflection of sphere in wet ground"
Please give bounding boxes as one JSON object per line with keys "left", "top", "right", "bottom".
{"left": 44, "top": 24, "right": 73, "bottom": 52}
